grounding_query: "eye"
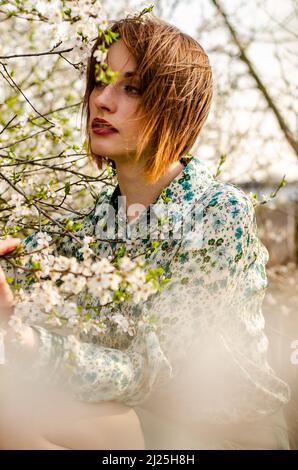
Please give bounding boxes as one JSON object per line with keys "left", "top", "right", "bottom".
{"left": 125, "top": 85, "right": 141, "bottom": 95}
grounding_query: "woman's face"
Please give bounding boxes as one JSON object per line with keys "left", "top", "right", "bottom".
{"left": 88, "top": 39, "right": 145, "bottom": 165}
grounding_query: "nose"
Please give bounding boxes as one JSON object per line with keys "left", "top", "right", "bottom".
{"left": 93, "top": 84, "right": 117, "bottom": 113}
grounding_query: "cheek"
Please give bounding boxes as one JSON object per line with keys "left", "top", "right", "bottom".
{"left": 125, "top": 120, "right": 144, "bottom": 141}
{"left": 127, "top": 107, "right": 145, "bottom": 133}
{"left": 88, "top": 99, "right": 94, "bottom": 113}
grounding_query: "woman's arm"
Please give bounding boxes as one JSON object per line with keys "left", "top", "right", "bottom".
{"left": 0, "top": 358, "right": 144, "bottom": 450}
{"left": 0, "top": 233, "right": 154, "bottom": 406}
{"left": 0, "top": 240, "right": 145, "bottom": 450}
{"left": 0, "top": 238, "right": 42, "bottom": 365}
{"left": 0, "top": 238, "right": 21, "bottom": 320}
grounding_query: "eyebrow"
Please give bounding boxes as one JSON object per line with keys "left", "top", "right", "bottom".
{"left": 122, "top": 71, "right": 137, "bottom": 78}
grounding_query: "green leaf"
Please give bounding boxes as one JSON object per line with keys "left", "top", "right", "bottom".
{"left": 138, "top": 4, "right": 155, "bottom": 17}
{"left": 73, "top": 222, "right": 82, "bottom": 232}
{"left": 65, "top": 220, "right": 74, "bottom": 231}
{"left": 149, "top": 313, "right": 157, "bottom": 325}
{"left": 64, "top": 182, "right": 71, "bottom": 196}
{"left": 214, "top": 153, "right": 227, "bottom": 178}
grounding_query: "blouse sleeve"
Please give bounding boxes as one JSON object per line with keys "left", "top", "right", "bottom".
{"left": 0, "top": 222, "right": 172, "bottom": 405}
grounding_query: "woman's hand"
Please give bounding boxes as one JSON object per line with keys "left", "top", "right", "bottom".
{"left": 0, "top": 238, "right": 20, "bottom": 324}
{"left": 0, "top": 238, "right": 39, "bottom": 361}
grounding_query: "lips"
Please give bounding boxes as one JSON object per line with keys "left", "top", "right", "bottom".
{"left": 92, "top": 128, "right": 118, "bottom": 136}
{"left": 91, "top": 118, "right": 118, "bottom": 132}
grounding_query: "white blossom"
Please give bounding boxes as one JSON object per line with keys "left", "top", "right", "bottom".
{"left": 61, "top": 272, "right": 86, "bottom": 294}
{"left": 61, "top": 302, "right": 78, "bottom": 319}
{"left": 91, "top": 258, "right": 115, "bottom": 275}
{"left": 118, "top": 256, "right": 137, "bottom": 272}
{"left": 93, "top": 49, "right": 107, "bottom": 63}
{"left": 35, "top": 232, "right": 52, "bottom": 250}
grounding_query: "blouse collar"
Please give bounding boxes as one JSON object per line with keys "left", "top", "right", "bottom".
{"left": 96, "top": 154, "right": 214, "bottom": 240}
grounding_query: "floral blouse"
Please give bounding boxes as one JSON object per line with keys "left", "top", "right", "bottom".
{"left": 3, "top": 154, "right": 290, "bottom": 425}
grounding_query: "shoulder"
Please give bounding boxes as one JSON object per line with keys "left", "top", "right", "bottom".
{"left": 181, "top": 180, "right": 257, "bottom": 256}
{"left": 177, "top": 156, "right": 254, "bottom": 221}
{"left": 199, "top": 180, "right": 255, "bottom": 226}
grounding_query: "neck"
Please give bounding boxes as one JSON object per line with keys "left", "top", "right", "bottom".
{"left": 115, "top": 159, "right": 184, "bottom": 224}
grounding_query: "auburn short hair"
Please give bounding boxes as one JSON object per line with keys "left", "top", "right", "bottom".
{"left": 82, "top": 13, "right": 213, "bottom": 184}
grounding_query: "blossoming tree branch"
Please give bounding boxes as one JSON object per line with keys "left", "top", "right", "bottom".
{"left": 0, "top": 1, "right": 164, "bottom": 346}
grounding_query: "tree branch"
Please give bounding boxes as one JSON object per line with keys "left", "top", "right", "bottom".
{"left": 210, "top": 0, "right": 298, "bottom": 157}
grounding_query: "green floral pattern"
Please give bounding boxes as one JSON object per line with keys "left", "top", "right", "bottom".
{"left": 3, "top": 155, "right": 290, "bottom": 424}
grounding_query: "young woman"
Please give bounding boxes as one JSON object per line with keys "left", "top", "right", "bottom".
{"left": 0, "top": 13, "right": 291, "bottom": 449}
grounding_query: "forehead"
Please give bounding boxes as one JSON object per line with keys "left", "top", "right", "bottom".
{"left": 106, "top": 39, "right": 137, "bottom": 78}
